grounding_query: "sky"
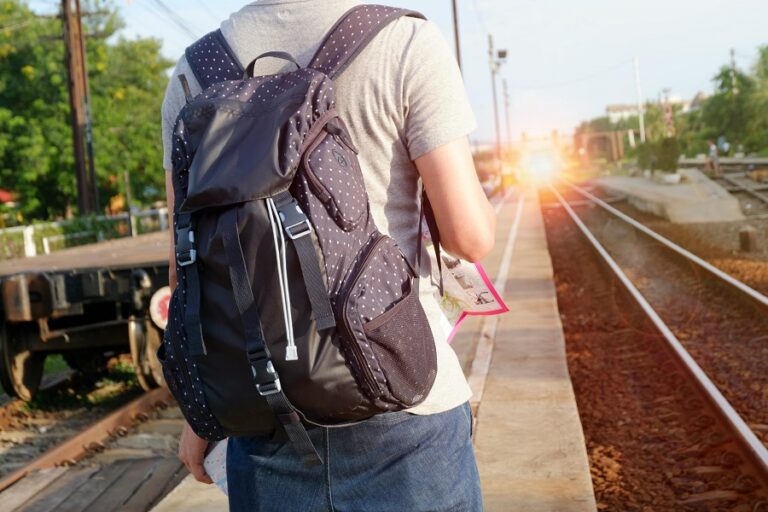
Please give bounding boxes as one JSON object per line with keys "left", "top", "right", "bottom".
{"left": 30, "top": 0, "right": 768, "bottom": 144}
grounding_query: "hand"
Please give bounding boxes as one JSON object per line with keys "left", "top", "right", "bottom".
{"left": 178, "top": 420, "right": 213, "bottom": 484}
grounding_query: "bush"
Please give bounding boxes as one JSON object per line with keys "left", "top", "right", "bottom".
{"left": 656, "top": 137, "right": 681, "bottom": 173}
{"left": 636, "top": 142, "right": 655, "bottom": 170}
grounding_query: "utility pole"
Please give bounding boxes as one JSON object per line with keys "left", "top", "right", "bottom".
{"left": 502, "top": 78, "right": 511, "bottom": 151}
{"left": 730, "top": 48, "right": 739, "bottom": 96}
{"left": 451, "top": 0, "right": 462, "bottom": 72}
{"left": 62, "top": 0, "right": 98, "bottom": 215}
{"left": 488, "top": 35, "right": 502, "bottom": 170}
{"left": 633, "top": 57, "right": 647, "bottom": 144}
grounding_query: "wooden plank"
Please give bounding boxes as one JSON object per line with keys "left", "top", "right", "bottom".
{"left": 19, "top": 466, "right": 99, "bottom": 512}
{"left": 0, "top": 232, "right": 167, "bottom": 277}
{"left": 82, "top": 458, "right": 159, "bottom": 512}
{"left": 0, "top": 388, "right": 172, "bottom": 494}
{"left": 55, "top": 461, "right": 132, "bottom": 512}
{"left": 3, "top": 468, "right": 68, "bottom": 512}
{"left": 121, "top": 458, "right": 185, "bottom": 512}
{"left": 150, "top": 474, "right": 228, "bottom": 512}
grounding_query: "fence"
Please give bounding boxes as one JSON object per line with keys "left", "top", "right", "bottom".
{"left": 0, "top": 208, "right": 168, "bottom": 261}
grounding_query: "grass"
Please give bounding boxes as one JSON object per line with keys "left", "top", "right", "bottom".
{"left": 24, "top": 357, "right": 141, "bottom": 412}
{"left": 42, "top": 354, "right": 70, "bottom": 376}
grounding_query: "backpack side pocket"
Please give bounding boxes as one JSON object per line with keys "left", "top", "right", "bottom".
{"left": 340, "top": 234, "right": 437, "bottom": 408}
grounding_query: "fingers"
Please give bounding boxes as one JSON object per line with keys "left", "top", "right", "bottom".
{"left": 189, "top": 461, "right": 214, "bottom": 485}
{"left": 179, "top": 450, "right": 214, "bottom": 484}
{"left": 178, "top": 421, "right": 213, "bottom": 485}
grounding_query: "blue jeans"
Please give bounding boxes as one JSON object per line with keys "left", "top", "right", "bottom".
{"left": 226, "top": 402, "right": 482, "bottom": 512}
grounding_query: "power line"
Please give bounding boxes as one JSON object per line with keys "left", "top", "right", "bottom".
{"left": 471, "top": 0, "right": 489, "bottom": 33}
{"left": 149, "top": 0, "right": 199, "bottom": 41}
{"left": 506, "top": 59, "right": 634, "bottom": 90}
{"left": 0, "top": 17, "right": 46, "bottom": 33}
{"left": 193, "top": 0, "right": 219, "bottom": 20}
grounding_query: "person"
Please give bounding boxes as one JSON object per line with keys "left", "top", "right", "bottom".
{"left": 707, "top": 139, "right": 721, "bottom": 177}
{"left": 161, "top": 1, "right": 495, "bottom": 510}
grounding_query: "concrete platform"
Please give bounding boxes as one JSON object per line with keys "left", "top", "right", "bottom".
{"left": 473, "top": 187, "right": 596, "bottom": 511}
{"left": 595, "top": 169, "right": 744, "bottom": 223}
{"left": 150, "top": 187, "right": 596, "bottom": 511}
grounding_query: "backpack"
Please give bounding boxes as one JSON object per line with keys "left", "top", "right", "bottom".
{"left": 159, "top": 5, "right": 443, "bottom": 465}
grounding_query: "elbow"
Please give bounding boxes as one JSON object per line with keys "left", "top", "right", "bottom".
{"left": 442, "top": 216, "right": 496, "bottom": 263}
{"left": 463, "top": 229, "right": 496, "bottom": 263}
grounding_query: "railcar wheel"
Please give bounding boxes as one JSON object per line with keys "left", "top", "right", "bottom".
{"left": 0, "top": 321, "right": 45, "bottom": 401}
{"left": 129, "top": 318, "right": 164, "bottom": 391}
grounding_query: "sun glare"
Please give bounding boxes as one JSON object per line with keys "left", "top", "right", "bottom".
{"left": 520, "top": 147, "right": 563, "bottom": 183}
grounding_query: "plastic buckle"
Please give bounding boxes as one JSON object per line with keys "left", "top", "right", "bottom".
{"left": 176, "top": 226, "right": 197, "bottom": 267}
{"left": 277, "top": 200, "right": 312, "bottom": 240}
{"left": 284, "top": 219, "right": 312, "bottom": 240}
{"left": 256, "top": 379, "right": 282, "bottom": 396}
{"left": 250, "top": 352, "right": 281, "bottom": 396}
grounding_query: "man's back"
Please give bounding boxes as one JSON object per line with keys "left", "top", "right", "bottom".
{"left": 163, "top": 4, "right": 490, "bottom": 510}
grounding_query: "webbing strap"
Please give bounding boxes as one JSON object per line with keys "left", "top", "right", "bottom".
{"left": 220, "top": 209, "right": 267, "bottom": 352}
{"left": 219, "top": 208, "right": 322, "bottom": 466}
{"left": 184, "top": 30, "right": 243, "bottom": 89}
{"left": 177, "top": 213, "right": 207, "bottom": 357}
{"left": 273, "top": 191, "right": 336, "bottom": 331}
{"left": 421, "top": 191, "right": 444, "bottom": 296}
{"left": 308, "top": 5, "right": 425, "bottom": 79}
{"left": 265, "top": 392, "right": 323, "bottom": 466}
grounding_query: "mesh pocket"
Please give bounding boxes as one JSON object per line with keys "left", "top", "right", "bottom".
{"left": 363, "top": 281, "right": 437, "bottom": 407}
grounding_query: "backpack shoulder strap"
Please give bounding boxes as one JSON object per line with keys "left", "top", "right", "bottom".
{"left": 185, "top": 30, "right": 244, "bottom": 89}
{"left": 309, "top": 4, "right": 425, "bottom": 78}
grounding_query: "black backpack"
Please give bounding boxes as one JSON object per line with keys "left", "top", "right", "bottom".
{"left": 160, "top": 5, "right": 443, "bottom": 465}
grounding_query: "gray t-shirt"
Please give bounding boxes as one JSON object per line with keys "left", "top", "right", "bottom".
{"left": 161, "top": 0, "right": 476, "bottom": 415}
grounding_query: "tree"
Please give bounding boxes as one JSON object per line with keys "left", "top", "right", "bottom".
{"left": 0, "top": 0, "right": 172, "bottom": 221}
{"left": 700, "top": 66, "right": 754, "bottom": 151}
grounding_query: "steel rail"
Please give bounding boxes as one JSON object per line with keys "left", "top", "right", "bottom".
{"left": 548, "top": 184, "right": 768, "bottom": 479}
{"left": 0, "top": 387, "right": 172, "bottom": 493}
{"left": 562, "top": 179, "right": 768, "bottom": 310}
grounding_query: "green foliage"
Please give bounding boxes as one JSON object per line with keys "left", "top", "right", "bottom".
{"left": 0, "top": 0, "right": 172, "bottom": 221}
{"left": 635, "top": 142, "right": 655, "bottom": 170}
{"left": 577, "top": 45, "right": 768, "bottom": 160}
{"left": 656, "top": 137, "right": 680, "bottom": 173}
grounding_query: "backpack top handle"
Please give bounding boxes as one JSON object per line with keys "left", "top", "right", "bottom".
{"left": 244, "top": 51, "right": 303, "bottom": 79}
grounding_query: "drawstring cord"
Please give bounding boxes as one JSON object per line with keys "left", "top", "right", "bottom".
{"left": 266, "top": 198, "right": 298, "bottom": 361}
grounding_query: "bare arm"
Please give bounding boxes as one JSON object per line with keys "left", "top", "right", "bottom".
{"left": 415, "top": 137, "right": 496, "bottom": 262}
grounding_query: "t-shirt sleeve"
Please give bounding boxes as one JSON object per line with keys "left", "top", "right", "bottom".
{"left": 401, "top": 21, "right": 477, "bottom": 160}
{"left": 161, "top": 56, "right": 200, "bottom": 171}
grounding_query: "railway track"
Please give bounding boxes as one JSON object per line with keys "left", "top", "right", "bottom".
{"left": 558, "top": 181, "right": 768, "bottom": 436}
{"left": 542, "top": 181, "right": 768, "bottom": 510}
{"left": 0, "top": 361, "right": 148, "bottom": 481}
{"left": 0, "top": 387, "right": 186, "bottom": 512}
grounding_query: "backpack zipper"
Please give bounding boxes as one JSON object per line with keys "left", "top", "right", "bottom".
{"left": 340, "top": 234, "right": 388, "bottom": 396}
{"left": 301, "top": 129, "right": 333, "bottom": 203}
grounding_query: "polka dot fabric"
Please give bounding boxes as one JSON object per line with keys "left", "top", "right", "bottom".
{"left": 308, "top": 5, "right": 425, "bottom": 79}
{"left": 161, "top": 5, "right": 436, "bottom": 438}
{"left": 185, "top": 30, "right": 243, "bottom": 89}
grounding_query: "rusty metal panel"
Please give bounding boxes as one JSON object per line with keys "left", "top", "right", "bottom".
{"left": 1, "top": 274, "right": 54, "bottom": 322}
